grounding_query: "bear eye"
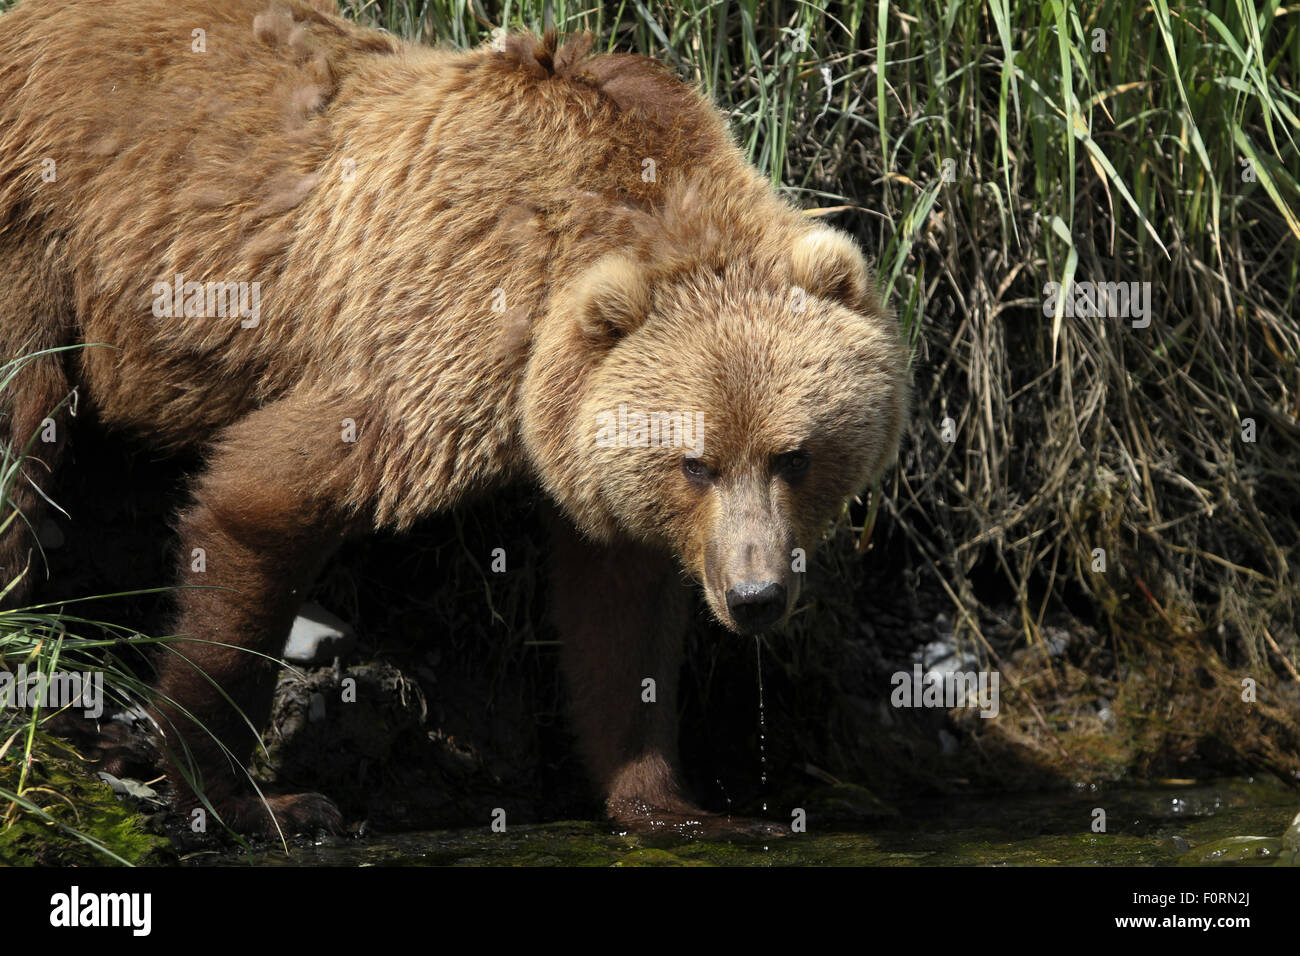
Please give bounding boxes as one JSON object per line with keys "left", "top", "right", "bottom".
{"left": 681, "top": 455, "right": 713, "bottom": 486}
{"left": 775, "top": 450, "right": 811, "bottom": 478}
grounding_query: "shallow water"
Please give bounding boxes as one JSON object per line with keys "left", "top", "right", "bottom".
{"left": 189, "top": 777, "right": 1299, "bottom": 866}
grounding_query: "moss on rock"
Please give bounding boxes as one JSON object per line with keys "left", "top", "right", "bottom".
{"left": 0, "top": 733, "right": 174, "bottom": 866}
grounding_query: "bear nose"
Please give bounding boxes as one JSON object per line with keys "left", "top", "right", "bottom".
{"left": 725, "top": 581, "right": 787, "bottom": 633}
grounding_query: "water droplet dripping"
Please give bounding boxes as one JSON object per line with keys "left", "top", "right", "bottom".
{"left": 756, "top": 637, "right": 769, "bottom": 818}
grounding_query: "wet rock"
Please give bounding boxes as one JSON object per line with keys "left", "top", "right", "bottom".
{"left": 1160, "top": 834, "right": 1190, "bottom": 855}
{"left": 284, "top": 602, "right": 356, "bottom": 665}
{"left": 1176, "top": 835, "right": 1282, "bottom": 864}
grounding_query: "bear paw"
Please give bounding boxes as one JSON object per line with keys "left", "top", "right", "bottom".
{"left": 206, "top": 791, "right": 344, "bottom": 837}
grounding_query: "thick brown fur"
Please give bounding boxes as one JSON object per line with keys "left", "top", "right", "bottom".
{"left": 0, "top": 0, "right": 909, "bottom": 833}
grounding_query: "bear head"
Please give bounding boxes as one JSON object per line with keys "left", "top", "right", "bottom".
{"left": 523, "top": 219, "right": 910, "bottom": 635}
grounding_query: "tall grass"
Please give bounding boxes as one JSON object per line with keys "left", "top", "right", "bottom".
{"left": 0, "top": 602, "right": 164, "bottom": 864}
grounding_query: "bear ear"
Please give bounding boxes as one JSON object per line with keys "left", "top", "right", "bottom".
{"left": 571, "top": 255, "right": 651, "bottom": 343}
{"left": 789, "top": 227, "right": 874, "bottom": 313}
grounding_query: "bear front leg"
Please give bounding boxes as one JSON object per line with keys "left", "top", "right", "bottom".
{"left": 149, "top": 397, "right": 362, "bottom": 836}
{"left": 549, "top": 518, "right": 701, "bottom": 823}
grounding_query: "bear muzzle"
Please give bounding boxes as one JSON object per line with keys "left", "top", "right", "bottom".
{"left": 725, "top": 580, "right": 788, "bottom": 634}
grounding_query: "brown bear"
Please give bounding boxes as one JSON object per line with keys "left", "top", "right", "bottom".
{"left": 0, "top": 0, "right": 909, "bottom": 834}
